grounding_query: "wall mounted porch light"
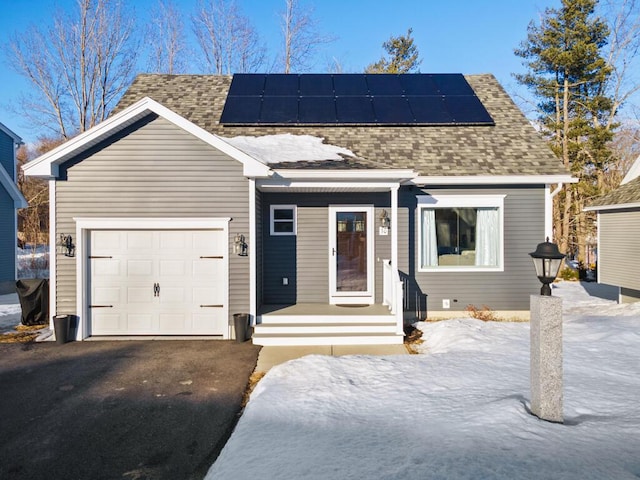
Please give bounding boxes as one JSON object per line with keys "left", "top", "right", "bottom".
{"left": 233, "top": 234, "right": 247, "bottom": 256}
{"left": 57, "top": 233, "right": 75, "bottom": 257}
{"left": 529, "top": 238, "right": 565, "bottom": 296}
{"left": 379, "top": 209, "right": 390, "bottom": 229}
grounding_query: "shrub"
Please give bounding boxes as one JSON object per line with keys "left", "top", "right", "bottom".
{"left": 558, "top": 267, "right": 579, "bottom": 281}
{"left": 465, "top": 304, "right": 497, "bottom": 321}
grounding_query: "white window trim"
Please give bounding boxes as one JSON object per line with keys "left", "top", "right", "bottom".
{"left": 417, "top": 194, "right": 505, "bottom": 273}
{"left": 270, "top": 205, "right": 297, "bottom": 236}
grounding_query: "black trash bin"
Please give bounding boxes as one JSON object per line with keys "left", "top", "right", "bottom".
{"left": 233, "top": 313, "right": 249, "bottom": 343}
{"left": 53, "top": 315, "right": 70, "bottom": 345}
{"left": 15, "top": 279, "right": 49, "bottom": 326}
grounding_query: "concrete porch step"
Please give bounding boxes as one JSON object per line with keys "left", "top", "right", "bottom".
{"left": 259, "top": 314, "right": 394, "bottom": 324}
{"left": 253, "top": 322, "right": 397, "bottom": 335}
{"left": 251, "top": 331, "right": 404, "bottom": 346}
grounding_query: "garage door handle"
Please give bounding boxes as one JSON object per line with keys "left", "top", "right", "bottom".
{"left": 200, "top": 256, "right": 224, "bottom": 259}
{"left": 154, "top": 283, "right": 160, "bottom": 297}
{"left": 200, "top": 304, "right": 223, "bottom": 308}
{"left": 89, "top": 305, "right": 113, "bottom": 308}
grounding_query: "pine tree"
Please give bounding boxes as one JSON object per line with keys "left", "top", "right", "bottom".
{"left": 366, "top": 28, "right": 421, "bottom": 73}
{"left": 515, "top": 0, "right": 615, "bottom": 263}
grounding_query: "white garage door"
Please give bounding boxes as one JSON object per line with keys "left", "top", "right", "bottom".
{"left": 89, "top": 229, "right": 228, "bottom": 336}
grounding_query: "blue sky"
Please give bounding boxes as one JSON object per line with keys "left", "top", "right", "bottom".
{"left": 0, "top": 0, "right": 558, "bottom": 143}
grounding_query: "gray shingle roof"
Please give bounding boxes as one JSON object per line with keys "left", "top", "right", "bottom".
{"left": 588, "top": 176, "right": 640, "bottom": 209}
{"left": 114, "top": 74, "right": 568, "bottom": 177}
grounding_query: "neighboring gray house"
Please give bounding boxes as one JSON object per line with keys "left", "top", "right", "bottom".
{"left": 23, "top": 73, "right": 573, "bottom": 344}
{"left": 585, "top": 156, "right": 640, "bottom": 303}
{"left": 0, "top": 122, "right": 27, "bottom": 294}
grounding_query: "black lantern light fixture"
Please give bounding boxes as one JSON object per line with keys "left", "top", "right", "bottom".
{"left": 57, "top": 233, "right": 75, "bottom": 257}
{"left": 233, "top": 233, "right": 247, "bottom": 256}
{"left": 529, "top": 237, "right": 565, "bottom": 296}
{"left": 379, "top": 209, "right": 390, "bottom": 229}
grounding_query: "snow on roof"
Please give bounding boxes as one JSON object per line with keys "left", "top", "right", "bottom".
{"left": 221, "top": 134, "right": 355, "bottom": 164}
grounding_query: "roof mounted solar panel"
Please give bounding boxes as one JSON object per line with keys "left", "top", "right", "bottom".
{"left": 333, "top": 74, "right": 368, "bottom": 96}
{"left": 399, "top": 75, "right": 439, "bottom": 96}
{"left": 444, "top": 95, "right": 494, "bottom": 124}
{"left": 261, "top": 96, "right": 298, "bottom": 123}
{"left": 432, "top": 74, "right": 475, "bottom": 95}
{"left": 407, "top": 96, "right": 452, "bottom": 124}
{"left": 220, "top": 95, "right": 262, "bottom": 124}
{"left": 299, "top": 96, "right": 336, "bottom": 123}
{"left": 264, "top": 74, "right": 299, "bottom": 96}
{"left": 300, "top": 74, "right": 334, "bottom": 96}
{"left": 227, "top": 74, "right": 266, "bottom": 96}
{"left": 372, "top": 96, "right": 414, "bottom": 123}
{"left": 336, "top": 96, "right": 375, "bottom": 123}
{"left": 220, "top": 73, "right": 494, "bottom": 126}
{"left": 366, "top": 75, "right": 404, "bottom": 96}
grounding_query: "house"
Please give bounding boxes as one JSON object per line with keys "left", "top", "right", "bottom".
{"left": 23, "top": 73, "right": 573, "bottom": 344}
{"left": 585, "top": 155, "right": 640, "bottom": 303}
{"left": 0, "top": 122, "right": 27, "bottom": 294}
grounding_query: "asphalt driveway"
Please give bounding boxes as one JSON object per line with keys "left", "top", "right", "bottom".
{"left": 0, "top": 340, "right": 261, "bottom": 480}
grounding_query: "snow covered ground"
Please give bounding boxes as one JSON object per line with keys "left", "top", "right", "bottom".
{"left": 206, "top": 282, "right": 640, "bottom": 480}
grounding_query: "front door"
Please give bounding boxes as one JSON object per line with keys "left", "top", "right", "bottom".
{"left": 329, "top": 206, "right": 374, "bottom": 304}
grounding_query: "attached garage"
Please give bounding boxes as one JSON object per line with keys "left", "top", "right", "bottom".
{"left": 76, "top": 218, "right": 230, "bottom": 339}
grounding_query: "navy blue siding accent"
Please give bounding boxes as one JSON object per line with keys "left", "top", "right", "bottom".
{"left": 261, "top": 192, "right": 391, "bottom": 305}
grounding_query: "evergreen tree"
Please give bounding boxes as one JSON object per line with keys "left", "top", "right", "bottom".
{"left": 515, "top": 0, "right": 615, "bottom": 262}
{"left": 366, "top": 28, "right": 421, "bottom": 73}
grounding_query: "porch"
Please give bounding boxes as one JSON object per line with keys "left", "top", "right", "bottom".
{"left": 252, "top": 260, "right": 405, "bottom": 346}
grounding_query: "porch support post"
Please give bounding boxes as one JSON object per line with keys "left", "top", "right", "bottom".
{"left": 390, "top": 185, "right": 403, "bottom": 336}
{"left": 391, "top": 185, "right": 398, "bottom": 270}
{"left": 249, "top": 178, "right": 256, "bottom": 324}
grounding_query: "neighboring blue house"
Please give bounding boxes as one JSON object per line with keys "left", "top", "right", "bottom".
{"left": 0, "top": 122, "right": 27, "bottom": 294}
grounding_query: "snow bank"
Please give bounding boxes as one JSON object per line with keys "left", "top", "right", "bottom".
{"left": 222, "top": 134, "right": 355, "bottom": 164}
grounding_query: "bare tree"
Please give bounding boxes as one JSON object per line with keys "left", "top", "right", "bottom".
{"left": 6, "top": 0, "right": 138, "bottom": 139}
{"left": 192, "top": 0, "right": 265, "bottom": 74}
{"left": 600, "top": 0, "right": 640, "bottom": 127}
{"left": 147, "top": 0, "right": 189, "bottom": 74}
{"left": 279, "top": 0, "right": 334, "bottom": 73}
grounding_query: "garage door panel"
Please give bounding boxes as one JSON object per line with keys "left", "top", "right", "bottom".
{"left": 192, "top": 312, "right": 227, "bottom": 333}
{"left": 128, "top": 314, "right": 154, "bottom": 331}
{"left": 127, "top": 287, "right": 153, "bottom": 304}
{"left": 193, "top": 259, "right": 221, "bottom": 278}
{"left": 94, "top": 287, "right": 122, "bottom": 304}
{"left": 89, "top": 228, "right": 228, "bottom": 336}
{"left": 93, "top": 231, "right": 122, "bottom": 251}
{"left": 128, "top": 260, "right": 154, "bottom": 276}
{"left": 192, "top": 230, "right": 223, "bottom": 251}
{"left": 94, "top": 259, "right": 121, "bottom": 276}
{"left": 92, "top": 312, "right": 124, "bottom": 334}
{"left": 160, "top": 260, "right": 187, "bottom": 277}
{"left": 126, "top": 231, "right": 154, "bottom": 250}
{"left": 159, "top": 313, "right": 188, "bottom": 332}
{"left": 193, "top": 287, "right": 221, "bottom": 304}
{"left": 160, "top": 287, "right": 188, "bottom": 304}
{"left": 159, "top": 231, "right": 188, "bottom": 249}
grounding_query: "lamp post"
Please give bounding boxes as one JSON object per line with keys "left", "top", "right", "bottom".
{"left": 528, "top": 237, "right": 566, "bottom": 423}
{"left": 529, "top": 238, "right": 565, "bottom": 296}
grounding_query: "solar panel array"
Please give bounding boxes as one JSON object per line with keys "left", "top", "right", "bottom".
{"left": 220, "top": 74, "right": 494, "bottom": 126}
